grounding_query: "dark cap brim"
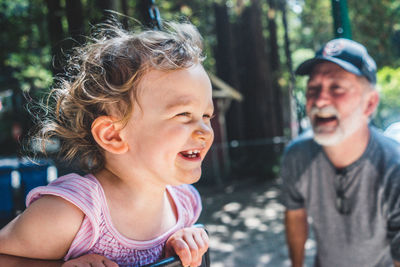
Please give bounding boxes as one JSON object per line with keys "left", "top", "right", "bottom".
{"left": 295, "top": 56, "right": 362, "bottom": 77}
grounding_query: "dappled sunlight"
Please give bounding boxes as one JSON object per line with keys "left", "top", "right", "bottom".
{"left": 198, "top": 180, "right": 291, "bottom": 266}
{"left": 206, "top": 224, "right": 230, "bottom": 234}
{"left": 198, "top": 179, "right": 316, "bottom": 266}
{"left": 223, "top": 202, "right": 242, "bottom": 212}
{"left": 244, "top": 217, "right": 264, "bottom": 229}
{"left": 231, "top": 230, "right": 247, "bottom": 240}
{"left": 209, "top": 235, "right": 235, "bottom": 252}
{"left": 258, "top": 254, "right": 272, "bottom": 265}
{"left": 305, "top": 238, "right": 316, "bottom": 256}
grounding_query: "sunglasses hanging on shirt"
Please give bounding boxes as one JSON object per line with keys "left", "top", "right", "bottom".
{"left": 335, "top": 169, "right": 351, "bottom": 215}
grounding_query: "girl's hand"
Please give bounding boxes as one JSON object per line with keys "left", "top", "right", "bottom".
{"left": 61, "top": 254, "right": 118, "bottom": 267}
{"left": 165, "top": 227, "right": 209, "bottom": 267}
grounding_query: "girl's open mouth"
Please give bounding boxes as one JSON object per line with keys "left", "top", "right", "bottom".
{"left": 179, "top": 149, "right": 201, "bottom": 160}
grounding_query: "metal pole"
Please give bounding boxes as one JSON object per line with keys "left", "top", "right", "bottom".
{"left": 140, "top": 0, "right": 162, "bottom": 30}
{"left": 331, "top": 0, "right": 352, "bottom": 39}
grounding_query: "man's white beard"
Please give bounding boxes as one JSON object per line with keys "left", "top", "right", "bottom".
{"left": 309, "top": 104, "right": 364, "bottom": 146}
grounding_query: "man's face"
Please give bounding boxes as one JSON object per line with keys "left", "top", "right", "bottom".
{"left": 305, "top": 62, "right": 373, "bottom": 146}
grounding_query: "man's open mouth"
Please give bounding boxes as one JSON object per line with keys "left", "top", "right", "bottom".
{"left": 309, "top": 106, "right": 340, "bottom": 128}
{"left": 315, "top": 114, "right": 338, "bottom": 125}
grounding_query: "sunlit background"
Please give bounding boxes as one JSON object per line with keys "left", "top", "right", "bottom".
{"left": 1, "top": 0, "right": 400, "bottom": 266}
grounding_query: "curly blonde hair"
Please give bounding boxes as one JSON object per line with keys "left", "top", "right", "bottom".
{"left": 33, "top": 21, "right": 205, "bottom": 172}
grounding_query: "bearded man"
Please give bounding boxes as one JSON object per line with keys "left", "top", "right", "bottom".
{"left": 281, "top": 38, "right": 400, "bottom": 267}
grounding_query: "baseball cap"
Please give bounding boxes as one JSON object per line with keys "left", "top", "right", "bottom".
{"left": 295, "top": 38, "right": 377, "bottom": 84}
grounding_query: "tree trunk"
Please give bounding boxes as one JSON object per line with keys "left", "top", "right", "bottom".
{"left": 120, "top": 0, "right": 129, "bottom": 27}
{"left": 235, "top": 0, "right": 280, "bottom": 139}
{"left": 213, "top": 1, "right": 244, "bottom": 141}
{"left": 95, "top": 0, "right": 119, "bottom": 21}
{"left": 65, "top": 0, "right": 85, "bottom": 45}
{"left": 267, "top": 0, "right": 284, "bottom": 137}
{"left": 267, "top": 0, "right": 279, "bottom": 71}
{"left": 281, "top": 0, "right": 299, "bottom": 137}
{"left": 45, "top": 0, "right": 64, "bottom": 75}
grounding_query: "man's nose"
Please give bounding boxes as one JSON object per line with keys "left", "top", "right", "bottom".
{"left": 313, "top": 89, "right": 332, "bottom": 108}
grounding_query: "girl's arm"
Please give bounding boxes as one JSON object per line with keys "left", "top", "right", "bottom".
{"left": 0, "top": 254, "right": 63, "bottom": 267}
{"left": 0, "top": 195, "right": 85, "bottom": 259}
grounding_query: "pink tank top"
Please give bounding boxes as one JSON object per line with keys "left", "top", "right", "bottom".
{"left": 26, "top": 173, "right": 202, "bottom": 267}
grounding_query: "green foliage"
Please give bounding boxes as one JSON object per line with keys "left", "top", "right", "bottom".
{"left": 349, "top": 0, "right": 400, "bottom": 67}
{"left": 0, "top": 0, "right": 51, "bottom": 93}
{"left": 374, "top": 67, "right": 400, "bottom": 128}
{"left": 292, "top": 48, "right": 314, "bottom": 73}
{"left": 6, "top": 50, "right": 52, "bottom": 92}
{"left": 289, "top": 0, "right": 400, "bottom": 68}
{"left": 1, "top": 0, "right": 400, "bottom": 133}
{"left": 292, "top": 0, "right": 333, "bottom": 50}
{"left": 156, "top": 0, "right": 217, "bottom": 71}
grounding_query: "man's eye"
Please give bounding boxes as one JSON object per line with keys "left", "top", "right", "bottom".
{"left": 306, "top": 89, "right": 318, "bottom": 97}
{"left": 332, "top": 87, "right": 346, "bottom": 94}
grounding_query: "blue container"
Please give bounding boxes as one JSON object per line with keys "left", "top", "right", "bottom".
{"left": 19, "top": 159, "right": 51, "bottom": 202}
{"left": 0, "top": 159, "right": 18, "bottom": 219}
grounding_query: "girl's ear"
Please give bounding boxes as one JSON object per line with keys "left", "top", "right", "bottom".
{"left": 91, "top": 116, "right": 128, "bottom": 154}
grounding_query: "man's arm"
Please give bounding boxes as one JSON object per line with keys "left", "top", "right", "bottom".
{"left": 394, "top": 260, "right": 400, "bottom": 267}
{"left": 285, "top": 208, "right": 308, "bottom": 267}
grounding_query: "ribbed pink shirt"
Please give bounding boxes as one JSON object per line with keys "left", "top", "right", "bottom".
{"left": 26, "top": 173, "right": 202, "bottom": 267}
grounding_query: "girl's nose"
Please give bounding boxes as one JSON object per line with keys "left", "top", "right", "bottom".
{"left": 194, "top": 122, "right": 213, "bottom": 141}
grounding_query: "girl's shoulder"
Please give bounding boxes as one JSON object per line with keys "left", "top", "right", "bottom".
{"left": 26, "top": 173, "right": 103, "bottom": 220}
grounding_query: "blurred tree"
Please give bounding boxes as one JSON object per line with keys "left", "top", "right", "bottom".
{"left": 294, "top": 0, "right": 333, "bottom": 51}
{"left": 234, "top": 0, "right": 281, "bottom": 139}
{"left": 213, "top": 0, "right": 244, "bottom": 141}
{"left": 266, "top": 0, "right": 284, "bottom": 137}
{"left": 65, "top": 0, "right": 85, "bottom": 45}
{"left": 290, "top": 0, "right": 400, "bottom": 68}
{"left": 0, "top": 0, "right": 52, "bottom": 154}
{"left": 267, "top": 0, "right": 279, "bottom": 71}
{"left": 348, "top": 0, "right": 400, "bottom": 67}
{"left": 44, "top": 0, "right": 64, "bottom": 75}
{"left": 375, "top": 67, "right": 400, "bottom": 128}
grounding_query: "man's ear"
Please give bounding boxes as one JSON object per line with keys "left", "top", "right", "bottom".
{"left": 91, "top": 116, "right": 128, "bottom": 154}
{"left": 364, "top": 90, "right": 379, "bottom": 117}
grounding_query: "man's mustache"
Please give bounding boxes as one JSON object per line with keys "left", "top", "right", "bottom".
{"left": 308, "top": 106, "right": 340, "bottom": 121}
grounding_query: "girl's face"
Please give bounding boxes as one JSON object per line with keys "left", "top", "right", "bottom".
{"left": 120, "top": 64, "right": 214, "bottom": 186}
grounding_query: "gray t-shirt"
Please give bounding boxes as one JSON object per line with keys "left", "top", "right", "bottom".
{"left": 281, "top": 127, "right": 400, "bottom": 267}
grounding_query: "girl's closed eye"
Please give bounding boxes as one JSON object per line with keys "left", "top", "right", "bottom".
{"left": 177, "top": 112, "right": 191, "bottom": 117}
{"left": 203, "top": 113, "right": 215, "bottom": 120}
{"left": 175, "top": 112, "right": 192, "bottom": 122}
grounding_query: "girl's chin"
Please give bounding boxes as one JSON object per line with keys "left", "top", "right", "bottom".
{"left": 179, "top": 171, "right": 202, "bottom": 185}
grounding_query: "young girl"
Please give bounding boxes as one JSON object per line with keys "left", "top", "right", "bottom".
{"left": 0, "top": 21, "right": 214, "bottom": 267}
